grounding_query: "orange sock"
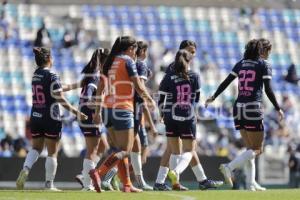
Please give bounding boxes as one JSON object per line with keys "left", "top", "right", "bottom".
{"left": 97, "top": 153, "right": 120, "bottom": 177}
{"left": 117, "top": 158, "right": 132, "bottom": 187}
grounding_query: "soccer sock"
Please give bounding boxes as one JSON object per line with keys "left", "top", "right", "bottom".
{"left": 82, "top": 159, "right": 95, "bottom": 189}
{"left": 130, "top": 152, "right": 147, "bottom": 186}
{"left": 228, "top": 149, "right": 256, "bottom": 171}
{"left": 117, "top": 158, "right": 132, "bottom": 187}
{"left": 246, "top": 158, "right": 256, "bottom": 186}
{"left": 174, "top": 152, "right": 193, "bottom": 175}
{"left": 23, "top": 149, "right": 40, "bottom": 171}
{"left": 155, "top": 166, "right": 169, "bottom": 184}
{"left": 130, "top": 152, "right": 142, "bottom": 176}
{"left": 45, "top": 157, "right": 57, "bottom": 185}
{"left": 192, "top": 164, "right": 207, "bottom": 182}
{"left": 103, "top": 167, "right": 118, "bottom": 183}
{"left": 97, "top": 151, "right": 127, "bottom": 177}
{"left": 169, "top": 154, "right": 180, "bottom": 170}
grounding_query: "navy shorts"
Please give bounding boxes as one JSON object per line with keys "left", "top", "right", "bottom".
{"left": 233, "top": 102, "right": 264, "bottom": 132}
{"left": 102, "top": 108, "right": 134, "bottom": 131}
{"left": 164, "top": 118, "right": 196, "bottom": 139}
{"left": 30, "top": 118, "right": 62, "bottom": 140}
{"left": 79, "top": 106, "right": 101, "bottom": 137}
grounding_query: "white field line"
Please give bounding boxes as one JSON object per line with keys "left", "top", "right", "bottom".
{"left": 149, "top": 192, "right": 197, "bottom": 200}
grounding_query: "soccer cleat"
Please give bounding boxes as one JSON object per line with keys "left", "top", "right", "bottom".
{"left": 138, "top": 183, "right": 153, "bottom": 191}
{"left": 16, "top": 169, "right": 29, "bottom": 190}
{"left": 153, "top": 183, "right": 172, "bottom": 191}
{"left": 111, "top": 175, "right": 120, "bottom": 191}
{"left": 123, "top": 185, "right": 143, "bottom": 193}
{"left": 75, "top": 174, "right": 84, "bottom": 188}
{"left": 102, "top": 180, "right": 114, "bottom": 191}
{"left": 219, "top": 164, "right": 233, "bottom": 187}
{"left": 167, "top": 170, "right": 178, "bottom": 186}
{"left": 89, "top": 169, "right": 102, "bottom": 193}
{"left": 45, "top": 181, "right": 62, "bottom": 191}
{"left": 198, "top": 179, "right": 224, "bottom": 190}
{"left": 172, "top": 183, "right": 189, "bottom": 191}
{"left": 81, "top": 187, "right": 96, "bottom": 192}
{"left": 253, "top": 181, "right": 266, "bottom": 191}
{"left": 246, "top": 184, "right": 256, "bottom": 191}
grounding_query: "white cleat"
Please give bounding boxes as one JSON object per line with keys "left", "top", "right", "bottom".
{"left": 81, "top": 187, "right": 96, "bottom": 192}
{"left": 16, "top": 169, "right": 29, "bottom": 190}
{"left": 45, "top": 187, "right": 62, "bottom": 192}
{"left": 219, "top": 164, "right": 233, "bottom": 187}
{"left": 246, "top": 184, "right": 256, "bottom": 191}
{"left": 253, "top": 181, "right": 266, "bottom": 191}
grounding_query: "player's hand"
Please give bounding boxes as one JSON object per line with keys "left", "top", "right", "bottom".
{"left": 205, "top": 96, "right": 215, "bottom": 108}
{"left": 146, "top": 98, "right": 156, "bottom": 111}
{"left": 278, "top": 109, "right": 284, "bottom": 121}
{"left": 93, "top": 113, "right": 102, "bottom": 125}
{"left": 150, "top": 126, "right": 158, "bottom": 138}
{"left": 78, "top": 112, "right": 88, "bottom": 121}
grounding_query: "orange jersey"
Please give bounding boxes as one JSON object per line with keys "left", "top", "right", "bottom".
{"left": 103, "top": 55, "right": 138, "bottom": 112}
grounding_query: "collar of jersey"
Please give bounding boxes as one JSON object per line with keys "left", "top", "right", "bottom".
{"left": 117, "top": 54, "right": 133, "bottom": 61}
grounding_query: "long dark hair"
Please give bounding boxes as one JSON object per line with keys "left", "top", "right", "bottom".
{"left": 81, "top": 48, "right": 110, "bottom": 87}
{"left": 33, "top": 47, "right": 51, "bottom": 67}
{"left": 174, "top": 49, "right": 193, "bottom": 80}
{"left": 179, "top": 40, "right": 197, "bottom": 50}
{"left": 103, "top": 36, "right": 137, "bottom": 76}
{"left": 136, "top": 41, "right": 148, "bottom": 57}
{"left": 243, "top": 39, "right": 263, "bottom": 60}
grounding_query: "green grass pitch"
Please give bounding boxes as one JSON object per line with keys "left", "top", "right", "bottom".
{"left": 0, "top": 189, "right": 299, "bottom": 200}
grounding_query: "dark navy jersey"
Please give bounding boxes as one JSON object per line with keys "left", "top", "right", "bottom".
{"left": 231, "top": 59, "right": 272, "bottom": 103}
{"left": 165, "top": 62, "right": 175, "bottom": 74}
{"left": 159, "top": 70, "right": 201, "bottom": 121}
{"left": 79, "top": 75, "right": 99, "bottom": 105}
{"left": 31, "top": 67, "right": 62, "bottom": 121}
{"left": 134, "top": 59, "right": 151, "bottom": 104}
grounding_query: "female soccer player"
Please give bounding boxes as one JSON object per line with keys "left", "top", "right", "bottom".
{"left": 16, "top": 47, "right": 87, "bottom": 191}
{"left": 75, "top": 48, "right": 110, "bottom": 191}
{"left": 89, "top": 36, "right": 155, "bottom": 193}
{"left": 205, "top": 39, "right": 284, "bottom": 191}
{"left": 154, "top": 40, "right": 223, "bottom": 191}
{"left": 157, "top": 49, "right": 201, "bottom": 190}
{"left": 131, "top": 41, "right": 156, "bottom": 190}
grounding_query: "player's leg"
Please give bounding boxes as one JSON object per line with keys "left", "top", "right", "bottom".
{"left": 131, "top": 132, "right": 152, "bottom": 190}
{"left": 44, "top": 137, "right": 60, "bottom": 191}
{"left": 169, "top": 138, "right": 194, "bottom": 183}
{"left": 189, "top": 148, "right": 224, "bottom": 190}
{"left": 81, "top": 134, "right": 100, "bottom": 190}
{"left": 153, "top": 144, "right": 172, "bottom": 191}
{"left": 246, "top": 130, "right": 265, "bottom": 191}
{"left": 16, "top": 137, "right": 44, "bottom": 190}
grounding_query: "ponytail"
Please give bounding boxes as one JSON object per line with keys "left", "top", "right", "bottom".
{"left": 103, "top": 36, "right": 137, "bottom": 76}
{"left": 33, "top": 47, "right": 51, "bottom": 67}
{"left": 174, "top": 49, "right": 192, "bottom": 80}
{"left": 81, "top": 48, "right": 110, "bottom": 87}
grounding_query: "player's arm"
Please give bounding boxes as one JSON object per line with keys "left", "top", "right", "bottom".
{"left": 131, "top": 77, "right": 155, "bottom": 109}
{"left": 62, "top": 82, "right": 82, "bottom": 92}
{"left": 53, "top": 90, "right": 87, "bottom": 120}
{"left": 93, "top": 76, "right": 105, "bottom": 124}
{"left": 205, "top": 73, "right": 236, "bottom": 107}
{"left": 263, "top": 79, "right": 284, "bottom": 120}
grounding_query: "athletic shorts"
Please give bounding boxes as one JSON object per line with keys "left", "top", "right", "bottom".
{"left": 79, "top": 106, "right": 101, "bottom": 137}
{"left": 138, "top": 126, "right": 149, "bottom": 147}
{"left": 233, "top": 102, "right": 264, "bottom": 132}
{"left": 102, "top": 108, "right": 134, "bottom": 131}
{"left": 30, "top": 118, "right": 62, "bottom": 140}
{"left": 164, "top": 118, "right": 196, "bottom": 139}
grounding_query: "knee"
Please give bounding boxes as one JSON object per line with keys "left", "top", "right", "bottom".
{"left": 33, "top": 147, "right": 43, "bottom": 154}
